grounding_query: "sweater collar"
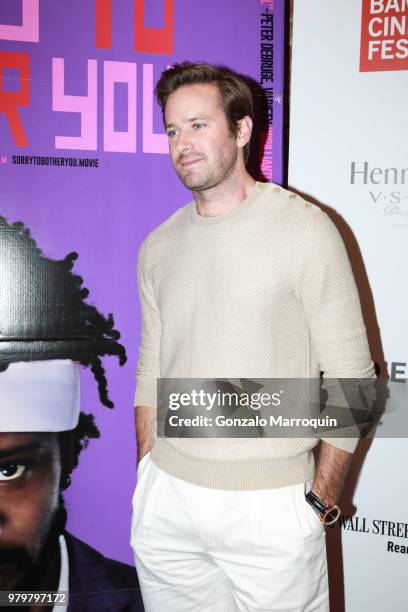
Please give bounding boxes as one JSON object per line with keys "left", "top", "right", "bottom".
{"left": 190, "top": 181, "right": 267, "bottom": 226}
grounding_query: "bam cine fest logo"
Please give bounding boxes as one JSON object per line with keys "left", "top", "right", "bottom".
{"left": 360, "top": 0, "right": 408, "bottom": 71}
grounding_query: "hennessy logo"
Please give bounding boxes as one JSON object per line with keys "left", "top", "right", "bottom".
{"left": 350, "top": 161, "right": 408, "bottom": 185}
{"left": 350, "top": 161, "right": 408, "bottom": 218}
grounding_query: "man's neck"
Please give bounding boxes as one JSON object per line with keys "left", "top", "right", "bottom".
{"left": 193, "top": 169, "right": 256, "bottom": 218}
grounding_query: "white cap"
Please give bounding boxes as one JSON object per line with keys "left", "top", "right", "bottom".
{"left": 0, "top": 360, "right": 80, "bottom": 432}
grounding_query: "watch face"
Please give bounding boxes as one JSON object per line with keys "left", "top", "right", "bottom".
{"left": 323, "top": 506, "right": 341, "bottom": 525}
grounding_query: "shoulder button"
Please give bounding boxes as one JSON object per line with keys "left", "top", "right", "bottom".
{"left": 273, "top": 186, "right": 281, "bottom": 193}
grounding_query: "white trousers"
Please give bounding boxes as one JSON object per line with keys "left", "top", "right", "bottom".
{"left": 131, "top": 453, "right": 329, "bottom": 612}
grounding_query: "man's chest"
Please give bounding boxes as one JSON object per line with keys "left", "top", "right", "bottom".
{"left": 151, "top": 231, "right": 294, "bottom": 318}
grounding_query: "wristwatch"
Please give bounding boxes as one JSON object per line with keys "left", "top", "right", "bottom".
{"left": 305, "top": 490, "right": 341, "bottom": 525}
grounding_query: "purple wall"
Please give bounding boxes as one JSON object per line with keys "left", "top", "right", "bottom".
{"left": 0, "top": 0, "right": 285, "bottom": 564}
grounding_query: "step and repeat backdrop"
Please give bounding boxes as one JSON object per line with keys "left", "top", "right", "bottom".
{"left": 0, "top": 0, "right": 285, "bottom": 577}
{"left": 289, "top": 1, "right": 407, "bottom": 610}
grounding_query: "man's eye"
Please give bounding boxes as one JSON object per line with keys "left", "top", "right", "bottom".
{"left": 0, "top": 464, "right": 26, "bottom": 481}
{"left": 167, "top": 129, "right": 177, "bottom": 138}
{"left": 193, "top": 123, "right": 205, "bottom": 130}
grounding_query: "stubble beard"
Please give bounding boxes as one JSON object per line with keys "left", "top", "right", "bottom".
{"left": 0, "top": 505, "right": 62, "bottom": 591}
{"left": 175, "top": 145, "right": 239, "bottom": 193}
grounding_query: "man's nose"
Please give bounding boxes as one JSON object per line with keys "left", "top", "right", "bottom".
{"left": 175, "top": 130, "right": 193, "bottom": 154}
{"left": 0, "top": 507, "right": 7, "bottom": 536}
{"left": 0, "top": 496, "right": 14, "bottom": 531}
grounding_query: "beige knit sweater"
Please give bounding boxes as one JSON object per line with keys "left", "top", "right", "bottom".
{"left": 134, "top": 182, "right": 374, "bottom": 489}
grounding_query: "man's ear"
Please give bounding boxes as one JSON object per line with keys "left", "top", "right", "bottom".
{"left": 236, "top": 116, "right": 253, "bottom": 149}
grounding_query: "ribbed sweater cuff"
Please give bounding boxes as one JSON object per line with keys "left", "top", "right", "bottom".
{"left": 320, "top": 436, "right": 359, "bottom": 454}
{"left": 134, "top": 377, "right": 157, "bottom": 409}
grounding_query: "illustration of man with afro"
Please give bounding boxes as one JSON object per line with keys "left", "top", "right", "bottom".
{"left": 0, "top": 216, "right": 144, "bottom": 611}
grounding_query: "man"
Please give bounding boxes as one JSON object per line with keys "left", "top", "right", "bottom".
{"left": 0, "top": 362, "right": 145, "bottom": 612}
{"left": 0, "top": 215, "right": 144, "bottom": 612}
{"left": 131, "top": 62, "right": 374, "bottom": 611}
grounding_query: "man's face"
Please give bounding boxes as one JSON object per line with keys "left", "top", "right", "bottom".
{"left": 0, "top": 433, "right": 61, "bottom": 590}
{"left": 164, "top": 83, "right": 240, "bottom": 192}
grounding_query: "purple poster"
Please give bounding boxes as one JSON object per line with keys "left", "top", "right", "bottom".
{"left": 0, "top": 0, "right": 285, "bottom": 573}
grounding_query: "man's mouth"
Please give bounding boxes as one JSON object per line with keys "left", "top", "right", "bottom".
{"left": 0, "top": 548, "right": 32, "bottom": 570}
{"left": 0, "top": 560, "right": 26, "bottom": 574}
{"left": 178, "top": 157, "right": 203, "bottom": 167}
{"left": 0, "top": 562, "right": 24, "bottom": 590}
{"left": 0, "top": 556, "right": 33, "bottom": 591}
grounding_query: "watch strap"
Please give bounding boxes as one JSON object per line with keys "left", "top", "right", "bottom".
{"left": 305, "top": 490, "right": 327, "bottom": 515}
{"left": 305, "top": 490, "right": 341, "bottom": 525}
